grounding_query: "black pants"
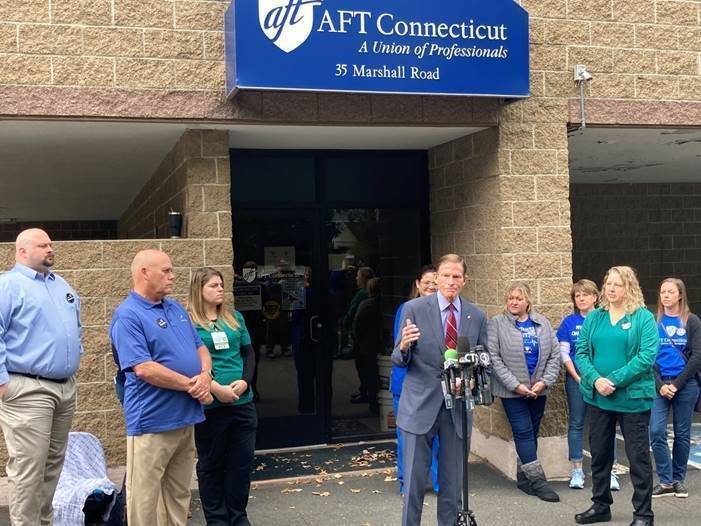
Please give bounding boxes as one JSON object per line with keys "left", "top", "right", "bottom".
{"left": 354, "top": 346, "right": 379, "bottom": 402}
{"left": 194, "top": 402, "right": 258, "bottom": 526}
{"left": 588, "top": 405, "right": 653, "bottom": 521}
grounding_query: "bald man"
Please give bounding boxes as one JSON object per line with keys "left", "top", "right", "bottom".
{"left": 0, "top": 228, "right": 82, "bottom": 526}
{"left": 110, "top": 249, "right": 213, "bottom": 526}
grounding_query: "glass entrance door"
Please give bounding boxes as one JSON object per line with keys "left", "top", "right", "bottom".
{"left": 233, "top": 209, "right": 325, "bottom": 449}
{"left": 231, "top": 149, "right": 430, "bottom": 449}
{"left": 324, "top": 208, "right": 423, "bottom": 439}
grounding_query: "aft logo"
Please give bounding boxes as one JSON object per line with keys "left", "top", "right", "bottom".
{"left": 259, "top": 0, "right": 323, "bottom": 53}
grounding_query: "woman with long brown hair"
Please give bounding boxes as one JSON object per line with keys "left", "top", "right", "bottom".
{"left": 649, "top": 278, "right": 701, "bottom": 499}
{"left": 188, "top": 267, "right": 257, "bottom": 525}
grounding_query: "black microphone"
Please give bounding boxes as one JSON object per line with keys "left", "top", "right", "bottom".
{"left": 442, "top": 349, "right": 458, "bottom": 407}
{"left": 456, "top": 335, "right": 470, "bottom": 356}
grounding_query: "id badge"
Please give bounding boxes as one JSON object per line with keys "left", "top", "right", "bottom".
{"left": 211, "top": 331, "right": 230, "bottom": 350}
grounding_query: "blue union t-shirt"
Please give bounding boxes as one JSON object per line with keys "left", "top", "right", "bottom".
{"left": 557, "top": 312, "right": 585, "bottom": 371}
{"left": 657, "top": 315, "right": 687, "bottom": 377}
{"left": 516, "top": 318, "right": 540, "bottom": 376}
{"left": 110, "top": 292, "right": 205, "bottom": 436}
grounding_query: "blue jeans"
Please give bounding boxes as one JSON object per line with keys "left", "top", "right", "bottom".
{"left": 565, "top": 374, "right": 586, "bottom": 462}
{"left": 650, "top": 377, "right": 699, "bottom": 484}
{"left": 393, "top": 392, "right": 439, "bottom": 493}
{"left": 501, "top": 396, "right": 547, "bottom": 464}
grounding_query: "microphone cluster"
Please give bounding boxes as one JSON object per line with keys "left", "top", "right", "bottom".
{"left": 442, "top": 336, "right": 493, "bottom": 410}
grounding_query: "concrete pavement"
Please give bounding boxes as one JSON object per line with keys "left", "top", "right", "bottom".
{"left": 186, "top": 461, "right": 700, "bottom": 526}
{"left": 1, "top": 455, "right": 699, "bottom": 524}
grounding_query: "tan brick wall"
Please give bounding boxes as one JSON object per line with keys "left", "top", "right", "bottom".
{"left": 0, "top": 0, "right": 227, "bottom": 91}
{"left": 119, "top": 129, "right": 231, "bottom": 239}
{"left": 524, "top": 0, "right": 701, "bottom": 124}
{"left": 4, "top": 0, "right": 688, "bottom": 102}
{"left": 0, "top": 238, "right": 233, "bottom": 472}
{"left": 429, "top": 121, "right": 572, "bottom": 444}
{"left": 6, "top": 0, "right": 695, "bottom": 123}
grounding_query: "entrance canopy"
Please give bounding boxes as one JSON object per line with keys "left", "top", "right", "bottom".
{"left": 0, "top": 120, "right": 484, "bottom": 222}
{"left": 569, "top": 127, "right": 701, "bottom": 184}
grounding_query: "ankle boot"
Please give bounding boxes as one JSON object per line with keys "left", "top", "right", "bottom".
{"left": 516, "top": 460, "right": 535, "bottom": 495}
{"left": 522, "top": 460, "right": 560, "bottom": 502}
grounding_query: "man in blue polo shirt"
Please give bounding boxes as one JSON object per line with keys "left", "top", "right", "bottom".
{"left": 0, "top": 228, "right": 82, "bottom": 526}
{"left": 110, "top": 249, "right": 213, "bottom": 526}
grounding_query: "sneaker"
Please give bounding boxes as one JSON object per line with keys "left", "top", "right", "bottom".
{"left": 652, "top": 483, "right": 675, "bottom": 498}
{"left": 569, "top": 468, "right": 585, "bottom": 489}
{"left": 673, "top": 480, "right": 688, "bottom": 498}
{"left": 610, "top": 471, "right": 620, "bottom": 491}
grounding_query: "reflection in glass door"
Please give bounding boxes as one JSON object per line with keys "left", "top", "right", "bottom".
{"left": 232, "top": 210, "right": 324, "bottom": 449}
{"left": 325, "top": 208, "right": 422, "bottom": 439}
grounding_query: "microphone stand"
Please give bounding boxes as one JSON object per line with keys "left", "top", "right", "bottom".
{"left": 454, "top": 366, "right": 478, "bottom": 526}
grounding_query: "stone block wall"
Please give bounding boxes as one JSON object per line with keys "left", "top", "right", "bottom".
{"left": 572, "top": 183, "right": 701, "bottom": 311}
{"left": 522, "top": 0, "right": 701, "bottom": 126}
{"left": 428, "top": 121, "right": 572, "bottom": 478}
{"left": 0, "top": 237, "right": 234, "bottom": 471}
{"left": 0, "top": 220, "right": 117, "bottom": 241}
{"left": 119, "top": 129, "right": 231, "bottom": 240}
{"left": 0, "top": 2, "right": 698, "bottom": 124}
{"left": 0, "top": 0, "right": 227, "bottom": 91}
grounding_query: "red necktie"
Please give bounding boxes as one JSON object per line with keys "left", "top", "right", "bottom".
{"left": 445, "top": 303, "right": 458, "bottom": 350}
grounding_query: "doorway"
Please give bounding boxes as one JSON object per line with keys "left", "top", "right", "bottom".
{"left": 231, "top": 149, "right": 429, "bottom": 449}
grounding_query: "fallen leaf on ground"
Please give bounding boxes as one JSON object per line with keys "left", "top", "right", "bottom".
{"left": 281, "top": 488, "right": 303, "bottom": 494}
{"left": 350, "top": 489, "right": 362, "bottom": 493}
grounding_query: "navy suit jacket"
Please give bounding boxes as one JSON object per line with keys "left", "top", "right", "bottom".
{"left": 391, "top": 293, "right": 488, "bottom": 437}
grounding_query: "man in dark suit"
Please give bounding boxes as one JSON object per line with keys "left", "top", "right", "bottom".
{"left": 392, "top": 254, "right": 488, "bottom": 526}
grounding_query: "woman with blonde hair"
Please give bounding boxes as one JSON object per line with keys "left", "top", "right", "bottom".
{"left": 188, "top": 267, "right": 257, "bottom": 525}
{"left": 649, "top": 278, "right": 701, "bottom": 499}
{"left": 574, "top": 266, "right": 658, "bottom": 526}
{"left": 488, "top": 282, "right": 561, "bottom": 502}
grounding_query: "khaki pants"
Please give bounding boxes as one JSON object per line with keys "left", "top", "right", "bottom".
{"left": 127, "top": 426, "right": 195, "bottom": 526}
{"left": 0, "top": 374, "right": 76, "bottom": 526}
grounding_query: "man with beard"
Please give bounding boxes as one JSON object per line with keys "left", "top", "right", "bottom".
{"left": 0, "top": 228, "right": 83, "bottom": 526}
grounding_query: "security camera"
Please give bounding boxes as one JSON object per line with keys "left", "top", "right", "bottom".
{"left": 574, "top": 65, "right": 593, "bottom": 82}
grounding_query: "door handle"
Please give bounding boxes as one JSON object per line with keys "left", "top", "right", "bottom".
{"left": 309, "top": 315, "right": 322, "bottom": 343}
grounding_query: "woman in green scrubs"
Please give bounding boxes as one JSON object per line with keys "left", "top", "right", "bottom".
{"left": 188, "top": 267, "right": 257, "bottom": 526}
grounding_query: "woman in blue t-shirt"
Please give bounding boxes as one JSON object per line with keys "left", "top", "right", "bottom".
{"left": 558, "top": 279, "right": 620, "bottom": 491}
{"left": 650, "top": 278, "right": 701, "bottom": 499}
{"left": 488, "top": 282, "right": 561, "bottom": 502}
{"left": 391, "top": 265, "right": 438, "bottom": 494}
{"left": 188, "top": 267, "right": 257, "bottom": 526}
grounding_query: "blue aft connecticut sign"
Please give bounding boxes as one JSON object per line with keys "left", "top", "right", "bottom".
{"left": 225, "top": 0, "right": 529, "bottom": 98}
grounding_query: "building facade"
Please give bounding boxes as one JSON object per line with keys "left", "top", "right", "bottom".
{"left": 0, "top": 0, "right": 699, "bottom": 478}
